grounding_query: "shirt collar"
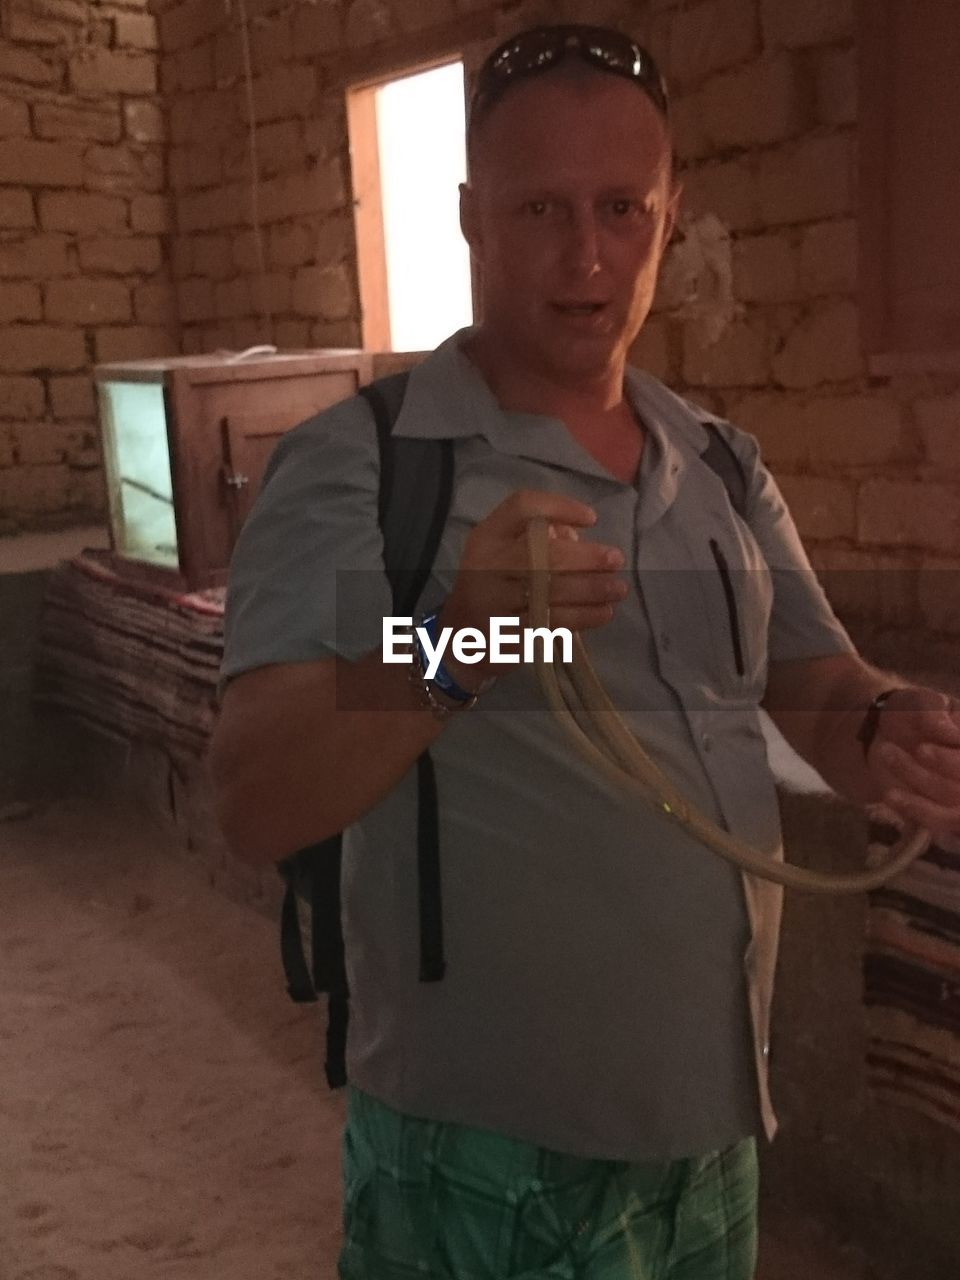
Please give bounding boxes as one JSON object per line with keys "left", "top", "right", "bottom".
{"left": 624, "top": 367, "right": 728, "bottom": 523}
{"left": 394, "top": 327, "right": 725, "bottom": 499}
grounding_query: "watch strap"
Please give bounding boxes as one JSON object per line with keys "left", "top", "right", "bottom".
{"left": 857, "top": 688, "right": 899, "bottom": 757}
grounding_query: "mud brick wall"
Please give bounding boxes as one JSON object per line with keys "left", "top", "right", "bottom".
{"left": 2, "top": 0, "right": 957, "bottom": 662}
{"left": 149, "top": 0, "right": 960, "bottom": 657}
{"left": 154, "top": 0, "right": 643, "bottom": 354}
{"left": 639, "top": 0, "right": 960, "bottom": 670}
{"left": 0, "top": 0, "right": 175, "bottom": 533}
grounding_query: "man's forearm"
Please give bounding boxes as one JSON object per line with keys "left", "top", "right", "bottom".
{"left": 210, "top": 650, "right": 445, "bottom": 864}
{"left": 763, "top": 654, "right": 907, "bottom": 806}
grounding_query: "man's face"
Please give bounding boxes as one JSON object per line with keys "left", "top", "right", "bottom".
{"left": 461, "top": 69, "right": 679, "bottom": 386}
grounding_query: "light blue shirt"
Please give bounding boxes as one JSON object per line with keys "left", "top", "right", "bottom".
{"left": 223, "top": 329, "right": 854, "bottom": 1160}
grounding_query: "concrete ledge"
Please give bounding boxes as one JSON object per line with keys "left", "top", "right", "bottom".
{"left": 1, "top": 570, "right": 55, "bottom": 806}
{"left": 30, "top": 713, "right": 283, "bottom": 922}
{"left": 0, "top": 526, "right": 109, "bottom": 575}
{"left": 762, "top": 787, "right": 960, "bottom": 1280}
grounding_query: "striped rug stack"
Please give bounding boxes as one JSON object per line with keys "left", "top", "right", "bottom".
{"left": 34, "top": 552, "right": 224, "bottom": 759}
{"left": 865, "top": 823, "right": 960, "bottom": 1133}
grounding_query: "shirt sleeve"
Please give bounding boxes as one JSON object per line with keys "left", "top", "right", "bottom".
{"left": 220, "top": 396, "right": 393, "bottom": 685}
{"left": 720, "top": 420, "right": 857, "bottom": 663}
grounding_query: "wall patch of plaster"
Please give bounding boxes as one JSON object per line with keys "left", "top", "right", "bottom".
{"left": 657, "top": 212, "right": 740, "bottom": 346}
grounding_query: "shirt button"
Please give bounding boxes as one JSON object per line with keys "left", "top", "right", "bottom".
{"left": 701, "top": 733, "right": 712, "bottom": 752}
{"left": 762, "top": 1041, "right": 770, "bottom": 1059}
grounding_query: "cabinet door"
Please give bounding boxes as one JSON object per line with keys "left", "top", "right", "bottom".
{"left": 169, "top": 360, "right": 368, "bottom": 589}
{"left": 220, "top": 410, "right": 306, "bottom": 532}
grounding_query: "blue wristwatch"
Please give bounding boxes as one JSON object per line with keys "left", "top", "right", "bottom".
{"left": 416, "top": 610, "right": 479, "bottom": 704}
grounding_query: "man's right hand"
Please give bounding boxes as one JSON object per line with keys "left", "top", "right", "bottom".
{"left": 212, "top": 492, "right": 627, "bottom": 862}
{"left": 439, "top": 490, "right": 627, "bottom": 689}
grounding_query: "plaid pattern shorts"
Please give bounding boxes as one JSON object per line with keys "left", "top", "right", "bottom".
{"left": 338, "top": 1088, "right": 758, "bottom": 1280}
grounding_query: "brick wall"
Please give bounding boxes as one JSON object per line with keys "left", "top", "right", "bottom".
{"left": 0, "top": 0, "right": 174, "bottom": 533}
{"left": 642, "top": 0, "right": 960, "bottom": 663}
{"left": 158, "top": 0, "right": 354, "bottom": 355}
{"left": 156, "top": 0, "right": 639, "bottom": 355}
{"left": 153, "top": 0, "right": 959, "bottom": 654}
{"left": 2, "top": 0, "right": 959, "bottom": 660}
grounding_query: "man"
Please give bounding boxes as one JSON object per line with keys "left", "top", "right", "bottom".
{"left": 211, "top": 25, "right": 960, "bottom": 1280}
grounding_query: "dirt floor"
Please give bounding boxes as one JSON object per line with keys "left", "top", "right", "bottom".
{"left": 1, "top": 794, "right": 885, "bottom": 1280}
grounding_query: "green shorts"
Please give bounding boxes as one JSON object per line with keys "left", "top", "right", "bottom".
{"left": 338, "top": 1087, "right": 758, "bottom": 1280}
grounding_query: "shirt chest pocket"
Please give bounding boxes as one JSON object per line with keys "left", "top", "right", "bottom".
{"left": 703, "top": 528, "right": 773, "bottom": 694}
{"left": 641, "top": 515, "right": 773, "bottom": 700}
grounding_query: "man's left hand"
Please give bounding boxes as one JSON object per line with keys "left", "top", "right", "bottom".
{"left": 868, "top": 687, "right": 960, "bottom": 846}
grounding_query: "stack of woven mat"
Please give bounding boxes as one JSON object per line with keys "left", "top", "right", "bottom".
{"left": 34, "top": 551, "right": 224, "bottom": 758}
{"left": 865, "top": 824, "right": 960, "bottom": 1133}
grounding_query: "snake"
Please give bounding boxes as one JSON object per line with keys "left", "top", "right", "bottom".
{"left": 524, "top": 516, "right": 931, "bottom": 894}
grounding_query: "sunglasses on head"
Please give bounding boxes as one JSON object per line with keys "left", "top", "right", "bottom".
{"left": 470, "top": 24, "right": 670, "bottom": 127}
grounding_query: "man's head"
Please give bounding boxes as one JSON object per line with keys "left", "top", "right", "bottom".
{"left": 460, "top": 25, "right": 679, "bottom": 390}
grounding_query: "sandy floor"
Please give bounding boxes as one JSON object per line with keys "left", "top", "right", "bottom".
{"left": 1, "top": 795, "right": 880, "bottom": 1280}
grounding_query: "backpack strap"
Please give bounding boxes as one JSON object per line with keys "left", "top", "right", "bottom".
{"left": 361, "top": 373, "right": 455, "bottom": 614}
{"left": 275, "top": 386, "right": 418, "bottom": 1017}
{"left": 311, "top": 836, "right": 349, "bottom": 1086}
{"left": 277, "top": 371, "right": 453, "bottom": 1090}
{"left": 416, "top": 753, "right": 446, "bottom": 981}
{"left": 700, "top": 422, "right": 748, "bottom": 521}
{"left": 279, "top": 858, "right": 319, "bottom": 1003}
{"left": 360, "top": 372, "right": 453, "bottom": 986}
{"left": 277, "top": 839, "right": 348, "bottom": 1085}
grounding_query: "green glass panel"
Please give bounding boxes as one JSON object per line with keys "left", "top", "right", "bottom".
{"left": 99, "top": 380, "right": 178, "bottom": 567}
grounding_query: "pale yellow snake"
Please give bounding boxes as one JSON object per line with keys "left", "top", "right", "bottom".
{"left": 525, "top": 516, "right": 930, "bottom": 894}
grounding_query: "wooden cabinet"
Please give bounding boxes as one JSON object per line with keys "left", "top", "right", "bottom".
{"left": 94, "top": 349, "right": 373, "bottom": 590}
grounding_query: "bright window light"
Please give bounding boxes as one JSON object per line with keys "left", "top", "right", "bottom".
{"left": 375, "top": 62, "right": 474, "bottom": 350}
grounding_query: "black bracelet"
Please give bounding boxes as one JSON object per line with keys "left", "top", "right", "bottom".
{"left": 857, "top": 688, "right": 899, "bottom": 757}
